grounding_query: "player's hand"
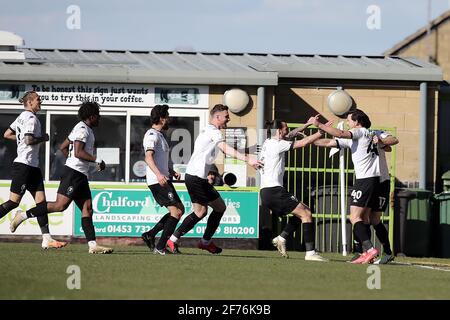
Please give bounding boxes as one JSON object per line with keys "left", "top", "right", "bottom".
{"left": 157, "top": 174, "right": 168, "bottom": 186}
{"left": 43, "top": 133, "right": 50, "bottom": 142}
{"left": 173, "top": 171, "right": 181, "bottom": 181}
{"left": 373, "top": 135, "right": 379, "bottom": 144}
{"left": 247, "top": 155, "right": 264, "bottom": 170}
{"left": 96, "top": 160, "right": 106, "bottom": 171}
{"left": 307, "top": 114, "right": 321, "bottom": 126}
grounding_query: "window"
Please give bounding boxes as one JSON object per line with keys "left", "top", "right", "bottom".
{"left": 0, "top": 110, "right": 46, "bottom": 179}
{"left": 49, "top": 114, "right": 126, "bottom": 182}
{"left": 129, "top": 115, "right": 199, "bottom": 183}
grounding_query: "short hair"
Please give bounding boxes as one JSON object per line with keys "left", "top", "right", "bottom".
{"left": 347, "top": 109, "right": 371, "bottom": 128}
{"left": 210, "top": 104, "right": 228, "bottom": 116}
{"left": 19, "top": 91, "right": 38, "bottom": 105}
{"left": 265, "top": 119, "right": 286, "bottom": 137}
{"left": 150, "top": 104, "right": 169, "bottom": 125}
{"left": 78, "top": 101, "right": 100, "bottom": 121}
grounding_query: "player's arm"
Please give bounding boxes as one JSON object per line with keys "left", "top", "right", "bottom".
{"left": 314, "top": 138, "right": 338, "bottom": 148}
{"left": 145, "top": 150, "right": 168, "bottom": 186}
{"left": 59, "top": 138, "right": 70, "bottom": 158}
{"left": 308, "top": 115, "right": 352, "bottom": 138}
{"left": 24, "top": 133, "right": 49, "bottom": 145}
{"left": 217, "top": 142, "right": 263, "bottom": 170}
{"left": 292, "top": 131, "right": 323, "bottom": 149}
{"left": 285, "top": 123, "right": 311, "bottom": 141}
{"left": 380, "top": 135, "right": 399, "bottom": 146}
{"left": 73, "top": 140, "right": 105, "bottom": 170}
{"left": 3, "top": 128, "right": 16, "bottom": 141}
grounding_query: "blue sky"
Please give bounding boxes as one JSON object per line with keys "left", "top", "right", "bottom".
{"left": 1, "top": 0, "right": 449, "bottom": 55}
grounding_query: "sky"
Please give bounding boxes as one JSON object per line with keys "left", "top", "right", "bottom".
{"left": 0, "top": 0, "right": 449, "bottom": 55}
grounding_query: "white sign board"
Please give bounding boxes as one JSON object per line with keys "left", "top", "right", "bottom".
{"left": 0, "top": 83, "right": 209, "bottom": 108}
{"left": 96, "top": 148, "right": 120, "bottom": 165}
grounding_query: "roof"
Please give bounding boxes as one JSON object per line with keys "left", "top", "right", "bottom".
{"left": 0, "top": 48, "right": 443, "bottom": 85}
{"left": 384, "top": 10, "right": 450, "bottom": 55}
{"left": 0, "top": 31, "right": 24, "bottom": 46}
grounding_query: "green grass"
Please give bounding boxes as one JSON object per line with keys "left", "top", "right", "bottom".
{"left": 1, "top": 243, "right": 450, "bottom": 300}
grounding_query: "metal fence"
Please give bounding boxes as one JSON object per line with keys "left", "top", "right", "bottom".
{"left": 273, "top": 123, "right": 397, "bottom": 253}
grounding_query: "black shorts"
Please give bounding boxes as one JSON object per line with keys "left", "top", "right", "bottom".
{"left": 350, "top": 177, "right": 380, "bottom": 208}
{"left": 370, "top": 179, "right": 390, "bottom": 212}
{"left": 260, "top": 186, "right": 300, "bottom": 216}
{"left": 149, "top": 181, "right": 182, "bottom": 207}
{"left": 185, "top": 174, "right": 220, "bottom": 205}
{"left": 10, "top": 162, "right": 44, "bottom": 195}
{"left": 57, "top": 166, "right": 91, "bottom": 200}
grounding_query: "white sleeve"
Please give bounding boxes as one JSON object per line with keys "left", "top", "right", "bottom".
{"left": 336, "top": 138, "right": 351, "bottom": 149}
{"left": 211, "top": 128, "right": 224, "bottom": 144}
{"left": 143, "top": 133, "right": 158, "bottom": 152}
{"left": 350, "top": 128, "right": 364, "bottom": 139}
{"left": 24, "top": 116, "right": 38, "bottom": 135}
{"left": 71, "top": 126, "right": 88, "bottom": 143}
{"left": 278, "top": 140, "right": 293, "bottom": 153}
{"left": 378, "top": 130, "right": 391, "bottom": 139}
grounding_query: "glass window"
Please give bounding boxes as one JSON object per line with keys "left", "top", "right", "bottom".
{"left": 129, "top": 116, "right": 199, "bottom": 183}
{"left": 0, "top": 110, "right": 46, "bottom": 179}
{"left": 49, "top": 114, "right": 126, "bottom": 182}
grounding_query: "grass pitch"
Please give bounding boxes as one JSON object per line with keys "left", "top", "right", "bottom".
{"left": 1, "top": 243, "right": 450, "bottom": 300}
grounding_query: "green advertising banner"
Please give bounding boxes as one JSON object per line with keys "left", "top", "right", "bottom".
{"left": 74, "top": 189, "right": 259, "bottom": 238}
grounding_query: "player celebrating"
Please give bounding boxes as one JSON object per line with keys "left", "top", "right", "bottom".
{"left": 10, "top": 102, "right": 113, "bottom": 254}
{"left": 369, "top": 131, "right": 398, "bottom": 264}
{"left": 140, "top": 105, "right": 185, "bottom": 255}
{"left": 1, "top": 91, "right": 66, "bottom": 249}
{"left": 260, "top": 119, "right": 328, "bottom": 261}
{"left": 166, "top": 104, "right": 263, "bottom": 254}
{"left": 311, "top": 110, "right": 380, "bottom": 264}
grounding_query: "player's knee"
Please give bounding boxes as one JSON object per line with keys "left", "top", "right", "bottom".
{"left": 54, "top": 202, "right": 69, "bottom": 212}
{"left": 215, "top": 201, "right": 226, "bottom": 213}
{"left": 175, "top": 207, "right": 184, "bottom": 219}
{"left": 370, "top": 214, "right": 381, "bottom": 225}
{"left": 301, "top": 210, "right": 313, "bottom": 222}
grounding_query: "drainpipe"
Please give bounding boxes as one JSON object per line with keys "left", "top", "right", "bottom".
{"left": 256, "top": 87, "right": 265, "bottom": 187}
{"left": 419, "top": 82, "right": 427, "bottom": 189}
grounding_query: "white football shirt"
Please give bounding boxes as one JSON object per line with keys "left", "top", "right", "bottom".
{"left": 65, "top": 121, "right": 95, "bottom": 176}
{"left": 9, "top": 111, "right": 42, "bottom": 168}
{"left": 260, "top": 138, "right": 293, "bottom": 189}
{"left": 336, "top": 127, "right": 380, "bottom": 179}
{"left": 186, "top": 124, "right": 224, "bottom": 179}
{"left": 372, "top": 130, "right": 391, "bottom": 183}
{"left": 143, "top": 128, "right": 170, "bottom": 185}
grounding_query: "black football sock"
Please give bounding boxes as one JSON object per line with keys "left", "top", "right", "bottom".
{"left": 365, "top": 223, "right": 372, "bottom": 241}
{"left": 173, "top": 212, "right": 201, "bottom": 239}
{"left": 81, "top": 217, "right": 96, "bottom": 242}
{"left": 302, "top": 222, "right": 315, "bottom": 252}
{"left": 148, "top": 212, "right": 170, "bottom": 237}
{"left": 156, "top": 216, "right": 179, "bottom": 250}
{"left": 0, "top": 200, "right": 19, "bottom": 219}
{"left": 26, "top": 202, "right": 48, "bottom": 218}
{"left": 280, "top": 215, "right": 301, "bottom": 239}
{"left": 354, "top": 221, "right": 373, "bottom": 252}
{"left": 203, "top": 211, "right": 225, "bottom": 241}
{"left": 353, "top": 234, "right": 363, "bottom": 254}
{"left": 374, "top": 222, "right": 392, "bottom": 255}
{"left": 37, "top": 214, "right": 50, "bottom": 234}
